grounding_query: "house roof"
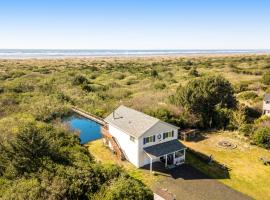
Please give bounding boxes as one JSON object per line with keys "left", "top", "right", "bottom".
{"left": 264, "top": 94, "right": 270, "bottom": 101}
{"left": 104, "top": 105, "right": 178, "bottom": 138}
{"left": 143, "top": 139, "right": 186, "bottom": 157}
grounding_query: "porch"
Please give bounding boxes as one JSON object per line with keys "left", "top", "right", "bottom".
{"left": 143, "top": 139, "right": 186, "bottom": 173}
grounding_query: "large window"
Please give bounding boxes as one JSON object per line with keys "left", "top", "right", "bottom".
{"left": 143, "top": 135, "right": 155, "bottom": 145}
{"left": 163, "top": 131, "right": 174, "bottom": 139}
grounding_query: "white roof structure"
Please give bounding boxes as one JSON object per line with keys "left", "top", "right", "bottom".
{"left": 104, "top": 105, "right": 179, "bottom": 138}
{"left": 264, "top": 94, "right": 270, "bottom": 101}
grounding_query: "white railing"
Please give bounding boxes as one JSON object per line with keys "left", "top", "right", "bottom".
{"left": 175, "top": 156, "right": 185, "bottom": 166}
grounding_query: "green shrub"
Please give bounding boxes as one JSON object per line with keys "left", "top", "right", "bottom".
{"left": 32, "top": 101, "right": 71, "bottom": 122}
{"left": 100, "top": 176, "right": 153, "bottom": 200}
{"left": 9, "top": 82, "right": 34, "bottom": 93}
{"left": 239, "top": 124, "right": 254, "bottom": 136}
{"left": 82, "top": 84, "right": 107, "bottom": 92}
{"left": 112, "top": 72, "right": 125, "bottom": 80}
{"left": 82, "top": 84, "right": 96, "bottom": 92}
{"left": 72, "top": 74, "right": 88, "bottom": 85}
{"left": 262, "top": 72, "right": 270, "bottom": 85}
{"left": 188, "top": 67, "right": 199, "bottom": 77}
{"left": 154, "top": 82, "right": 166, "bottom": 90}
{"left": 183, "top": 66, "right": 191, "bottom": 70}
{"left": 56, "top": 92, "right": 72, "bottom": 103}
{"left": 252, "top": 127, "right": 270, "bottom": 149}
{"left": 125, "top": 76, "right": 138, "bottom": 85}
{"left": 254, "top": 115, "right": 270, "bottom": 126}
{"left": 234, "top": 82, "right": 249, "bottom": 93}
{"left": 238, "top": 91, "right": 258, "bottom": 100}
{"left": 150, "top": 70, "right": 158, "bottom": 78}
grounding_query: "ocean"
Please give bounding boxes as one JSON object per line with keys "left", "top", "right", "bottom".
{"left": 0, "top": 49, "right": 269, "bottom": 59}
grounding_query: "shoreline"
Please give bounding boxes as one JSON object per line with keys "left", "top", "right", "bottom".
{"left": 1, "top": 52, "right": 270, "bottom": 60}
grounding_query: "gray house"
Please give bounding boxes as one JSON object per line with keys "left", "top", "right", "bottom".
{"left": 263, "top": 94, "right": 270, "bottom": 116}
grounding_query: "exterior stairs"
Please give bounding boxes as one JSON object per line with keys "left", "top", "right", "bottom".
{"left": 101, "top": 124, "right": 126, "bottom": 161}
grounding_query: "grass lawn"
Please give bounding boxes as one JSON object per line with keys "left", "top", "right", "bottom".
{"left": 85, "top": 139, "right": 161, "bottom": 187}
{"left": 86, "top": 131, "right": 270, "bottom": 200}
{"left": 182, "top": 131, "right": 270, "bottom": 200}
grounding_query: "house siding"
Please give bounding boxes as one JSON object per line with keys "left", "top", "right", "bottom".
{"left": 263, "top": 100, "right": 270, "bottom": 116}
{"left": 138, "top": 122, "right": 178, "bottom": 167}
{"left": 108, "top": 124, "right": 140, "bottom": 167}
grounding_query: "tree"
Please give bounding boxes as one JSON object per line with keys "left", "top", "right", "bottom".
{"left": 0, "top": 122, "right": 152, "bottom": 200}
{"left": 94, "top": 176, "right": 153, "bottom": 200}
{"left": 1, "top": 123, "right": 69, "bottom": 176}
{"left": 171, "top": 76, "right": 236, "bottom": 128}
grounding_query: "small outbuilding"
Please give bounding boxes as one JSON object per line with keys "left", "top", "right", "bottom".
{"left": 179, "top": 129, "right": 199, "bottom": 141}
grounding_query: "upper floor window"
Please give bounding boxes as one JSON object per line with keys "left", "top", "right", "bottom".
{"left": 163, "top": 131, "right": 174, "bottom": 140}
{"left": 143, "top": 135, "right": 155, "bottom": 145}
{"left": 130, "top": 136, "right": 135, "bottom": 142}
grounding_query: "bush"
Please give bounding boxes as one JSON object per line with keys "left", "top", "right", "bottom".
{"left": 254, "top": 115, "right": 270, "bottom": 127}
{"left": 32, "top": 101, "right": 71, "bottom": 122}
{"left": 0, "top": 87, "right": 4, "bottom": 93}
{"left": 239, "top": 124, "right": 254, "bottom": 136}
{"left": 82, "top": 84, "right": 107, "bottom": 92}
{"left": 154, "top": 82, "right": 166, "bottom": 90}
{"left": 100, "top": 176, "right": 153, "bottom": 200}
{"left": 150, "top": 70, "right": 158, "bottom": 78}
{"left": 262, "top": 72, "right": 270, "bottom": 85}
{"left": 9, "top": 82, "right": 34, "bottom": 93}
{"left": 238, "top": 91, "right": 258, "bottom": 100}
{"left": 72, "top": 75, "right": 88, "bottom": 85}
{"left": 112, "top": 72, "right": 125, "bottom": 80}
{"left": 188, "top": 67, "right": 199, "bottom": 77}
{"left": 183, "top": 66, "right": 191, "bottom": 70}
{"left": 252, "top": 127, "right": 270, "bottom": 149}
{"left": 125, "top": 76, "right": 138, "bottom": 85}
{"left": 234, "top": 82, "right": 249, "bottom": 93}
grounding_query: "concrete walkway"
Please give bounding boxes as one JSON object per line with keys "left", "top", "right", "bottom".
{"left": 146, "top": 163, "right": 252, "bottom": 200}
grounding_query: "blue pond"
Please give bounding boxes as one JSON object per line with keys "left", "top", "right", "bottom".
{"left": 64, "top": 114, "right": 102, "bottom": 144}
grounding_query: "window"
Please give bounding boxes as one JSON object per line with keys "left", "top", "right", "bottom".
{"left": 130, "top": 136, "right": 135, "bottom": 142}
{"left": 143, "top": 135, "right": 155, "bottom": 145}
{"left": 163, "top": 131, "right": 174, "bottom": 139}
{"left": 266, "top": 101, "right": 270, "bottom": 104}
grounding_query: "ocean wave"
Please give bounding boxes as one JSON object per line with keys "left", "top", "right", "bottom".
{"left": 0, "top": 49, "right": 269, "bottom": 59}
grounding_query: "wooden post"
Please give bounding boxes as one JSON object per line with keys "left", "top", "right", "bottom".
{"left": 165, "top": 154, "right": 168, "bottom": 167}
{"left": 150, "top": 157, "right": 152, "bottom": 173}
{"left": 184, "top": 149, "right": 186, "bottom": 163}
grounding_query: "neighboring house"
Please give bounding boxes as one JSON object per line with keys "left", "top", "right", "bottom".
{"left": 101, "top": 105, "right": 186, "bottom": 172}
{"left": 263, "top": 94, "right": 270, "bottom": 116}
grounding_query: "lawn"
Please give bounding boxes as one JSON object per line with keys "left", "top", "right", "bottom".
{"left": 86, "top": 131, "right": 270, "bottom": 200}
{"left": 182, "top": 131, "right": 270, "bottom": 200}
{"left": 86, "top": 139, "right": 161, "bottom": 187}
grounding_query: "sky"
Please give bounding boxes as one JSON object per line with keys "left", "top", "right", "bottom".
{"left": 0, "top": 0, "right": 270, "bottom": 49}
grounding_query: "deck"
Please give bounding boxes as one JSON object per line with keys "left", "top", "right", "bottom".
{"left": 71, "top": 107, "right": 106, "bottom": 125}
